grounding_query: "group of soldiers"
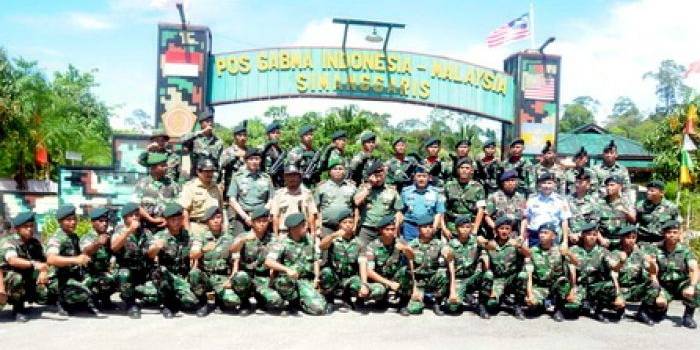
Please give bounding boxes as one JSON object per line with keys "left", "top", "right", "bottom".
{"left": 1, "top": 109, "right": 697, "bottom": 329}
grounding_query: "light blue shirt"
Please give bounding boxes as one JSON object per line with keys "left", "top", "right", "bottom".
{"left": 401, "top": 184, "right": 446, "bottom": 223}
{"left": 525, "top": 192, "right": 571, "bottom": 231}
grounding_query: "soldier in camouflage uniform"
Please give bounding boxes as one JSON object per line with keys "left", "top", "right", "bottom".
{"left": 45, "top": 205, "right": 100, "bottom": 316}
{"left": 645, "top": 220, "right": 700, "bottom": 329}
{"left": 110, "top": 203, "right": 159, "bottom": 319}
{"left": 502, "top": 138, "right": 534, "bottom": 197}
{"left": 636, "top": 180, "right": 680, "bottom": 249}
{"left": 364, "top": 215, "right": 415, "bottom": 315}
{"left": 484, "top": 170, "right": 527, "bottom": 237}
{"left": 531, "top": 141, "right": 567, "bottom": 195}
{"left": 138, "top": 128, "right": 181, "bottom": 182}
{"left": 524, "top": 223, "right": 576, "bottom": 322}
{"left": 270, "top": 165, "right": 318, "bottom": 237}
{"left": 287, "top": 125, "right": 319, "bottom": 187}
{"left": 320, "top": 130, "right": 348, "bottom": 173}
{"left": 80, "top": 207, "right": 116, "bottom": 310}
{"left": 598, "top": 175, "right": 636, "bottom": 247}
{"left": 592, "top": 140, "right": 631, "bottom": 198}
{"left": 220, "top": 121, "right": 248, "bottom": 199}
{"left": 0, "top": 212, "right": 50, "bottom": 322}
{"left": 180, "top": 109, "right": 224, "bottom": 180}
{"left": 354, "top": 161, "right": 404, "bottom": 247}
{"left": 319, "top": 208, "right": 385, "bottom": 309}
{"left": 475, "top": 140, "right": 502, "bottom": 196}
{"left": 482, "top": 217, "right": 529, "bottom": 319}
{"left": 262, "top": 121, "right": 285, "bottom": 187}
{"left": 188, "top": 206, "right": 240, "bottom": 316}
{"left": 444, "top": 215, "right": 492, "bottom": 317}
{"left": 564, "top": 147, "right": 597, "bottom": 195}
{"left": 227, "top": 148, "right": 274, "bottom": 236}
{"left": 385, "top": 137, "right": 419, "bottom": 192}
{"left": 264, "top": 213, "right": 331, "bottom": 315}
{"left": 443, "top": 139, "right": 472, "bottom": 182}
{"left": 567, "top": 223, "right": 623, "bottom": 322}
{"left": 230, "top": 207, "right": 284, "bottom": 312}
{"left": 348, "top": 131, "right": 380, "bottom": 185}
{"left": 421, "top": 137, "right": 450, "bottom": 188}
{"left": 147, "top": 203, "right": 200, "bottom": 318}
{"left": 566, "top": 170, "right": 600, "bottom": 244}
{"left": 443, "top": 158, "right": 486, "bottom": 236}
{"left": 405, "top": 215, "right": 457, "bottom": 315}
{"left": 136, "top": 152, "right": 181, "bottom": 234}
{"left": 314, "top": 159, "right": 357, "bottom": 237}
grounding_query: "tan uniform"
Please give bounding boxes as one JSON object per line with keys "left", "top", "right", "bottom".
{"left": 178, "top": 178, "right": 224, "bottom": 235}
{"left": 270, "top": 186, "right": 318, "bottom": 232}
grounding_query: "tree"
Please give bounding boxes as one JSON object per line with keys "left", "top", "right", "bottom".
{"left": 643, "top": 60, "right": 692, "bottom": 113}
{"left": 123, "top": 109, "right": 154, "bottom": 133}
{"left": 605, "top": 96, "right": 645, "bottom": 139}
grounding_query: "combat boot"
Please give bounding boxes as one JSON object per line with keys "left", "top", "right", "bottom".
{"left": 87, "top": 300, "right": 107, "bottom": 318}
{"left": 594, "top": 307, "right": 609, "bottom": 323}
{"left": 12, "top": 303, "right": 29, "bottom": 323}
{"left": 513, "top": 304, "right": 525, "bottom": 320}
{"left": 478, "top": 303, "right": 490, "bottom": 319}
{"left": 551, "top": 308, "right": 564, "bottom": 322}
{"left": 55, "top": 302, "right": 69, "bottom": 317}
{"left": 196, "top": 303, "right": 210, "bottom": 317}
{"left": 682, "top": 306, "right": 697, "bottom": 329}
{"left": 127, "top": 304, "right": 141, "bottom": 319}
{"left": 432, "top": 302, "right": 445, "bottom": 316}
{"left": 635, "top": 305, "right": 653, "bottom": 326}
{"left": 161, "top": 306, "right": 175, "bottom": 319}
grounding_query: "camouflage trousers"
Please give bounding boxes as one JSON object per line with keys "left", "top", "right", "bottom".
{"left": 1, "top": 270, "right": 49, "bottom": 306}
{"left": 152, "top": 267, "right": 199, "bottom": 310}
{"left": 565, "top": 280, "right": 617, "bottom": 312}
{"left": 319, "top": 267, "right": 384, "bottom": 302}
{"left": 484, "top": 272, "right": 527, "bottom": 309}
{"left": 231, "top": 271, "right": 284, "bottom": 309}
{"left": 84, "top": 271, "right": 116, "bottom": 302}
{"left": 646, "top": 279, "right": 700, "bottom": 309}
{"left": 445, "top": 270, "right": 494, "bottom": 312}
{"left": 620, "top": 281, "right": 659, "bottom": 305}
{"left": 189, "top": 268, "right": 240, "bottom": 310}
{"left": 115, "top": 268, "right": 159, "bottom": 305}
{"left": 407, "top": 269, "right": 449, "bottom": 314}
{"left": 271, "top": 273, "right": 327, "bottom": 315}
{"left": 52, "top": 278, "right": 93, "bottom": 306}
{"left": 375, "top": 266, "right": 412, "bottom": 301}
{"left": 528, "top": 276, "right": 570, "bottom": 308}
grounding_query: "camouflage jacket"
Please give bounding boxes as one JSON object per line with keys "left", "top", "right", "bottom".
{"left": 181, "top": 132, "right": 224, "bottom": 167}
{"left": 475, "top": 156, "right": 502, "bottom": 195}
{"left": 111, "top": 225, "right": 152, "bottom": 271}
{"left": 327, "top": 236, "right": 364, "bottom": 278}
{"left": 194, "top": 229, "right": 235, "bottom": 274}
{"left": 487, "top": 239, "right": 524, "bottom": 278}
{"left": 449, "top": 236, "right": 484, "bottom": 277}
{"left": 357, "top": 184, "right": 403, "bottom": 228}
{"left": 635, "top": 199, "right": 680, "bottom": 243}
{"left": 239, "top": 232, "right": 275, "bottom": 276}
{"left": 502, "top": 156, "right": 534, "bottom": 196}
{"left": 567, "top": 192, "right": 601, "bottom": 233}
{"left": 410, "top": 238, "right": 448, "bottom": 276}
{"left": 486, "top": 190, "right": 526, "bottom": 222}
{"left": 46, "top": 229, "right": 84, "bottom": 282}
{"left": 612, "top": 246, "right": 648, "bottom": 288}
{"left": 563, "top": 166, "right": 597, "bottom": 196}
{"left": 266, "top": 235, "right": 318, "bottom": 279}
{"left": 651, "top": 243, "right": 697, "bottom": 284}
{"left": 443, "top": 179, "right": 485, "bottom": 220}
{"left": 79, "top": 229, "right": 112, "bottom": 274}
{"left": 348, "top": 151, "right": 378, "bottom": 184}
{"left": 135, "top": 174, "right": 181, "bottom": 217}
{"left": 592, "top": 162, "right": 631, "bottom": 193}
{"left": 598, "top": 195, "right": 635, "bottom": 238}
{"left": 532, "top": 162, "right": 567, "bottom": 195}
{"left": 0, "top": 234, "right": 45, "bottom": 272}
{"left": 365, "top": 238, "right": 408, "bottom": 278}
{"left": 384, "top": 155, "right": 419, "bottom": 191}
{"left": 150, "top": 229, "right": 192, "bottom": 276}
{"left": 528, "top": 246, "right": 568, "bottom": 285}
{"left": 570, "top": 245, "right": 614, "bottom": 286}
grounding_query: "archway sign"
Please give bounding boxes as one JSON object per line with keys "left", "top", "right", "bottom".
{"left": 155, "top": 23, "right": 561, "bottom": 155}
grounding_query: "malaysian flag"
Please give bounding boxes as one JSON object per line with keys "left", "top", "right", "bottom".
{"left": 524, "top": 76, "right": 555, "bottom": 101}
{"left": 486, "top": 13, "right": 531, "bottom": 48}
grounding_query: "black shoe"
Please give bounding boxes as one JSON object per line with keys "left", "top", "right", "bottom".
{"left": 433, "top": 303, "right": 445, "bottom": 316}
{"left": 87, "top": 302, "right": 107, "bottom": 318}
{"left": 636, "top": 307, "right": 653, "bottom": 326}
{"left": 127, "top": 304, "right": 141, "bottom": 319}
{"left": 196, "top": 304, "right": 210, "bottom": 317}
{"left": 513, "top": 305, "right": 525, "bottom": 320}
{"left": 478, "top": 304, "right": 490, "bottom": 319}
{"left": 612, "top": 307, "right": 625, "bottom": 322}
{"left": 162, "top": 307, "right": 175, "bottom": 319}
{"left": 56, "top": 302, "right": 69, "bottom": 317}
{"left": 682, "top": 306, "right": 697, "bottom": 329}
{"left": 324, "top": 303, "right": 334, "bottom": 315}
{"left": 398, "top": 307, "right": 410, "bottom": 316}
{"left": 594, "top": 310, "right": 609, "bottom": 323}
{"left": 552, "top": 309, "right": 564, "bottom": 322}
{"left": 238, "top": 300, "right": 255, "bottom": 315}
{"left": 12, "top": 304, "right": 29, "bottom": 323}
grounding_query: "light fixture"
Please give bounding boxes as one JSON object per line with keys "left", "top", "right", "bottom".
{"left": 365, "top": 27, "right": 383, "bottom": 43}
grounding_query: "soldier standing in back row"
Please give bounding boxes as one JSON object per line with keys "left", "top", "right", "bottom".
{"left": 180, "top": 109, "right": 224, "bottom": 180}
{"left": 138, "top": 128, "right": 181, "bottom": 182}
{"left": 227, "top": 148, "right": 274, "bottom": 236}
{"left": 532, "top": 141, "right": 566, "bottom": 195}
{"left": 385, "top": 137, "right": 418, "bottom": 192}
{"left": 220, "top": 122, "right": 248, "bottom": 199}
{"left": 348, "top": 131, "right": 379, "bottom": 185}
{"left": 564, "top": 147, "right": 597, "bottom": 195}
{"left": 502, "top": 138, "right": 534, "bottom": 197}
{"left": 262, "top": 121, "right": 285, "bottom": 187}
{"left": 287, "top": 125, "right": 318, "bottom": 188}
{"left": 475, "top": 140, "right": 502, "bottom": 196}
{"left": 592, "top": 140, "right": 631, "bottom": 199}
{"left": 136, "top": 152, "right": 181, "bottom": 234}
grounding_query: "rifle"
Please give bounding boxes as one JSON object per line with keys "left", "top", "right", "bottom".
{"left": 269, "top": 150, "right": 287, "bottom": 177}
{"left": 303, "top": 145, "right": 330, "bottom": 182}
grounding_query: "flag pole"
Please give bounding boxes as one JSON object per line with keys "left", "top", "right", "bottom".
{"left": 529, "top": 2, "right": 536, "bottom": 50}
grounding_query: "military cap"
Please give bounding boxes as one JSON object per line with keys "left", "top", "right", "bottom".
{"left": 604, "top": 175, "right": 623, "bottom": 185}
{"left": 233, "top": 122, "right": 247, "bottom": 135}
{"left": 120, "top": 202, "right": 140, "bottom": 217}
{"left": 499, "top": 169, "right": 518, "bottom": 182}
{"left": 414, "top": 214, "right": 434, "bottom": 226}
{"left": 283, "top": 164, "right": 302, "bottom": 174}
{"left": 327, "top": 158, "right": 344, "bottom": 170}
{"left": 197, "top": 109, "right": 214, "bottom": 122}
{"left": 579, "top": 222, "right": 598, "bottom": 234}
{"left": 509, "top": 138, "right": 525, "bottom": 147}
{"left": 162, "top": 203, "right": 183, "bottom": 218}
{"left": 617, "top": 225, "right": 638, "bottom": 237}
{"left": 332, "top": 130, "right": 347, "bottom": 141}
{"left": 360, "top": 131, "right": 376, "bottom": 143}
{"left": 456, "top": 138, "right": 472, "bottom": 147}
{"left": 494, "top": 216, "right": 513, "bottom": 228}
{"left": 537, "top": 222, "right": 558, "bottom": 233}
{"left": 244, "top": 148, "right": 262, "bottom": 159}
{"left": 331, "top": 207, "right": 354, "bottom": 225}
{"left": 392, "top": 137, "right": 406, "bottom": 147}
{"left": 250, "top": 207, "right": 270, "bottom": 220}
{"left": 266, "top": 121, "right": 281, "bottom": 133}
{"left": 423, "top": 137, "right": 440, "bottom": 148}
{"left": 376, "top": 215, "right": 396, "bottom": 228}
{"left": 541, "top": 140, "right": 553, "bottom": 154}
{"left": 285, "top": 213, "right": 306, "bottom": 229}
{"left": 661, "top": 219, "right": 681, "bottom": 231}
{"left": 574, "top": 147, "right": 588, "bottom": 159}
{"left": 56, "top": 204, "right": 76, "bottom": 220}
{"left": 483, "top": 140, "right": 496, "bottom": 149}
{"left": 202, "top": 206, "right": 221, "bottom": 222}
{"left": 537, "top": 172, "right": 556, "bottom": 183}
{"left": 456, "top": 157, "right": 474, "bottom": 168}
{"left": 603, "top": 140, "right": 617, "bottom": 152}
{"left": 575, "top": 170, "right": 591, "bottom": 180}
{"left": 412, "top": 165, "right": 428, "bottom": 175}
{"left": 646, "top": 180, "right": 665, "bottom": 190}
{"left": 149, "top": 127, "right": 170, "bottom": 141}
{"left": 299, "top": 125, "right": 314, "bottom": 137}
{"left": 89, "top": 207, "right": 110, "bottom": 221}
{"left": 455, "top": 214, "right": 473, "bottom": 226}
{"left": 364, "top": 161, "right": 383, "bottom": 179}
{"left": 146, "top": 152, "right": 168, "bottom": 166}
{"left": 197, "top": 158, "right": 216, "bottom": 171}
{"left": 11, "top": 212, "right": 35, "bottom": 227}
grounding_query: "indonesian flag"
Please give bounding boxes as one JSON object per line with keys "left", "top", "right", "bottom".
{"left": 161, "top": 44, "right": 203, "bottom": 77}
{"left": 680, "top": 105, "right": 697, "bottom": 186}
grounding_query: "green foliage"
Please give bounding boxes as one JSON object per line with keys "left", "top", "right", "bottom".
{"left": 560, "top": 100, "right": 596, "bottom": 132}
{"left": 690, "top": 237, "right": 700, "bottom": 260}
{"left": 643, "top": 59, "right": 693, "bottom": 113}
{"left": 40, "top": 216, "right": 93, "bottom": 242}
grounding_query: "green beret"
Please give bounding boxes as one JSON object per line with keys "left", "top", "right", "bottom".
{"left": 245, "top": 148, "right": 262, "bottom": 159}
{"left": 56, "top": 205, "right": 76, "bottom": 220}
{"left": 414, "top": 214, "right": 434, "bottom": 226}
{"left": 233, "top": 123, "right": 247, "bottom": 135}
{"left": 376, "top": 215, "right": 396, "bottom": 228}
{"left": 266, "top": 121, "right": 281, "bottom": 133}
{"left": 146, "top": 152, "right": 168, "bottom": 166}
{"left": 11, "top": 212, "right": 35, "bottom": 227}
{"left": 360, "top": 131, "right": 376, "bottom": 143}
{"left": 646, "top": 180, "right": 665, "bottom": 190}
{"left": 149, "top": 127, "right": 170, "bottom": 140}
{"left": 299, "top": 125, "right": 314, "bottom": 137}
{"left": 537, "top": 222, "right": 557, "bottom": 233}
{"left": 392, "top": 137, "right": 406, "bottom": 147}
{"left": 456, "top": 157, "right": 474, "bottom": 168}
{"left": 197, "top": 109, "right": 214, "bottom": 122}
{"left": 456, "top": 139, "right": 471, "bottom": 147}
{"left": 284, "top": 213, "right": 306, "bottom": 229}
{"left": 604, "top": 175, "right": 623, "bottom": 185}
{"left": 483, "top": 140, "right": 496, "bottom": 149}
{"left": 89, "top": 207, "right": 110, "bottom": 221}
{"left": 202, "top": 206, "right": 221, "bottom": 222}
{"left": 327, "top": 158, "right": 343, "bottom": 170}
{"left": 332, "top": 130, "right": 347, "bottom": 141}
{"left": 617, "top": 225, "right": 638, "bottom": 237}
{"left": 120, "top": 203, "right": 140, "bottom": 217}
{"left": 579, "top": 222, "right": 598, "bottom": 234}
{"left": 494, "top": 216, "right": 513, "bottom": 228}
{"left": 331, "top": 207, "right": 353, "bottom": 225}
{"left": 455, "top": 215, "right": 473, "bottom": 226}
{"left": 509, "top": 138, "right": 524, "bottom": 147}
{"left": 661, "top": 220, "right": 681, "bottom": 231}
{"left": 423, "top": 137, "right": 440, "bottom": 148}
{"left": 162, "top": 203, "right": 183, "bottom": 218}
{"left": 250, "top": 207, "right": 270, "bottom": 220}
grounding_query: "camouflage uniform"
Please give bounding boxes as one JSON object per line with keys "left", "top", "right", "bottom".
{"left": 592, "top": 162, "right": 631, "bottom": 195}
{"left": 231, "top": 231, "right": 284, "bottom": 309}
{"left": 314, "top": 179, "right": 357, "bottom": 236}
{"left": 111, "top": 225, "right": 159, "bottom": 305}
{"left": 445, "top": 236, "right": 492, "bottom": 312}
{"left": 138, "top": 148, "right": 181, "bottom": 182}
{"left": 598, "top": 195, "right": 635, "bottom": 245}
{"left": 646, "top": 243, "right": 700, "bottom": 308}
{"left": 228, "top": 169, "right": 274, "bottom": 235}
{"left": 135, "top": 174, "right": 181, "bottom": 233}
{"left": 527, "top": 246, "right": 571, "bottom": 307}
{"left": 287, "top": 144, "right": 318, "bottom": 186}
{"left": 421, "top": 158, "right": 450, "bottom": 188}
{"left": 262, "top": 141, "right": 285, "bottom": 187}
{"left": 46, "top": 229, "right": 94, "bottom": 307}
{"left": 149, "top": 229, "right": 199, "bottom": 310}
{"left": 364, "top": 238, "right": 412, "bottom": 301}
{"left": 475, "top": 156, "right": 502, "bottom": 196}
{"left": 220, "top": 144, "right": 247, "bottom": 198}
{"left": 266, "top": 235, "right": 327, "bottom": 315}
{"left": 384, "top": 155, "right": 419, "bottom": 192}
{"left": 443, "top": 179, "right": 485, "bottom": 231}
{"left": 612, "top": 246, "right": 657, "bottom": 304}
{"left": 567, "top": 192, "right": 601, "bottom": 235}
{"left": 180, "top": 132, "right": 224, "bottom": 179}
{"left": 189, "top": 229, "right": 240, "bottom": 309}
{"left": 484, "top": 239, "right": 527, "bottom": 308}
{"left": 356, "top": 184, "right": 403, "bottom": 246}
{"left": 567, "top": 245, "right": 618, "bottom": 312}
{"left": 636, "top": 199, "right": 680, "bottom": 245}
{"left": 486, "top": 190, "right": 526, "bottom": 236}
{"left": 80, "top": 230, "right": 116, "bottom": 303}
{"left": 347, "top": 151, "right": 378, "bottom": 185}
{"left": 564, "top": 167, "right": 597, "bottom": 196}
{"left": 532, "top": 162, "right": 567, "bottom": 195}
{"left": 502, "top": 156, "right": 534, "bottom": 196}
{"left": 406, "top": 238, "right": 450, "bottom": 314}
{"left": 320, "top": 236, "right": 384, "bottom": 301}
{"left": 0, "top": 234, "right": 50, "bottom": 307}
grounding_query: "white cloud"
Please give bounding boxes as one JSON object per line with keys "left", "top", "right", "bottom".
{"left": 68, "top": 13, "right": 114, "bottom": 30}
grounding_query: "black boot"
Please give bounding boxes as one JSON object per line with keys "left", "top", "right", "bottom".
{"left": 239, "top": 299, "right": 255, "bottom": 315}
{"left": 682, "top": 306, "right": 697, "bottom": 329}
{"left": 162, "top": 305, "right": 175, "bottom": 319}
{"left": 612, "top": 307, "right": 625, "bottom": 322}
{"left": 432, "top": 302, "right": 445, "bottom": 316}
{"left": 87, "top": 300, "right": 107, "bottom": 318}
{"left": 552, "top": 308, "right": 564, "bottom": 322}
{"left": 594, "top": 307, "right": 609, "bottom": 323}
{"left": 127, "top": 303, "right": 141, "bottom": 319}
{"left": 12, "top": 303, "right": 29, "bottom": 323}
{"left": 55, "top": 302, "right": 69, "bottom": 317}
{"left": 196, "top": 303, "right": 210, "bottom": 317}
{"left": 636, "top": 305, "right": 654, "bottom": 326}
{"left": 513, "top": 304, "right": 525, "bottom": 320}
{"left": 478, "top": 303, "right": 490, "bottom": 319}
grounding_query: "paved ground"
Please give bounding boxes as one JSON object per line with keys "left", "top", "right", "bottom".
{"left": 1, "top": 302, "right": 699, "bottom": 349}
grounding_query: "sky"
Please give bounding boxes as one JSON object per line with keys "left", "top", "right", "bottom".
{"left": 1, "top": 0, "right": 699, "bottom": 130}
